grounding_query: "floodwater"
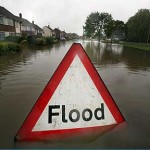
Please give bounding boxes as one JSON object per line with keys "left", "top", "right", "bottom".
{"left": 0, "top": 40, "right": 150, "bottom": 148}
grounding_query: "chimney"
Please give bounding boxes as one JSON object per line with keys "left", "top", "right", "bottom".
{"left": 48, "top": 25, "right": 50, "bottom": 28}
{"left": 19, "top": 13, "right": 22, "bottom": 18}
{"left": 32, "top": 21, "right": 34, "bottom": 24}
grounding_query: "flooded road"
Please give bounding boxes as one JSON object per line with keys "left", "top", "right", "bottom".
{"left": 0, "top": 40, "right": 150, "bottom": 148}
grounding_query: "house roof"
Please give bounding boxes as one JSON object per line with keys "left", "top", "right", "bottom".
{"left": 21, "top": 18, "right": 34, "bottom": 27}
{"left": 53, "top": 28, "right": 62, "bottom": 35}
{"left": 0, "top": 6, "right": 21, "bottom": 22}
{"left": 43, "top": 26, "right": 53, "bottom": 31}
{"left": 21, "top": 18, "right": 43, "bottom": 31}
{"left": 47, "top": 26, "right": 53, "bottom": 31}
{"left": 54, "top": 28, "right": 61, "bottom": 32}
{"left": 34, "top": 24, "right": 43, "bottom": 31}
{"left": 62, "top": 31, "right": 66, "bottom": 34}
{"left": 0, "top": 6, "right": 43, "bottom": 32}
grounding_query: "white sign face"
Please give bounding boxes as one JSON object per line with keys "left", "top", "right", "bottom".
{"left": 32, "top": 55, "right": 116, "bottom": 131}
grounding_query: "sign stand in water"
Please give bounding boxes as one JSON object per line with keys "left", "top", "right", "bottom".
{"left": 14, "top": 43, "right": 125, "bottom": 142}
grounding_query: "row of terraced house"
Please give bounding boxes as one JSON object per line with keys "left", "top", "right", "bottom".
{"left": 0, "top": 6, "right": 79, "bottom": 41}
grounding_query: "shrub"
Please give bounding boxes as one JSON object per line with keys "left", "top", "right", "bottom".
{"left": 42, "top": 37, "right": 47, "bottom": 45}
{"left": 20, "top": 40, "right": 28, "bottom": 46}
{"left": 46, "top": 36, "right": 55, "bottom": 44}
{"left": 35, "top": 37, "right": 52, "bottom": 46}
{"left": 27, "top": 35, "right": 45, "bottom": 45}
{"left": 35, "top": 38, "right": 44, "bottom": 46}
{"left": 0, "top": 42, "right": 21, "bottom": 56}
{"left": 53, "top": 39, "right": 58, "bottom": 43}
{"left": 27, "top": 35, "right": 36, "bottom": 44}
{"left": 5, "top": 36, "right": 23, "bottom": 43}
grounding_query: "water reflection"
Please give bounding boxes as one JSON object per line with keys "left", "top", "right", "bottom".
{"left": 84, "top": 41, "right": 150, "bottom": 72}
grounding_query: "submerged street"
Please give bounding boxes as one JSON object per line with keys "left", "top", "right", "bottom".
{"left": 0, "top": 40, "right": 150, "bottom": 148}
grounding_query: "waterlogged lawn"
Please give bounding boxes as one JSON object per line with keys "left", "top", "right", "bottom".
{"left": 121, "top": 42, "right": 150, "bottom": 51}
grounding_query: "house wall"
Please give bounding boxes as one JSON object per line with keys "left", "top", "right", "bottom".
{"left": 0, "top": 30, "right": 15, "bottom": 40}
{"left": 31, "top": 27, "right": 35, "bottom": 32}
{"left": 42, "top": 26, "right": 52, "bottom": 37}
{"left": 0, "top": 24, "right": 15, "bottom": 32}
{"left": 0, "top": 16, "right": 21, "bottom": 38}
{"left": 15, "top": 21, "right": 21, "bottom": 35}
{"left": 21, "top": 25, "right": 35, "bottom": 35}
{"left": 0, "top": 17, "right": 15, "bottom": 33}
{"left": 0, "top": 32, "right": 5, "bottom": 40}
{"left": 22, "top": 30, "right": 34, "bottom": 36}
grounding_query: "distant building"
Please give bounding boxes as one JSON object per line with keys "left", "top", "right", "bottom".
{"left": 42, "top": 25, "right": 53, "bottom": 37}
{"left": 61, "top": 30, "right": 67, "bottom": 40}
{"left": 0, "top": 6, "right": 21, "bottom": 40}
{"left": 52, "top": 28, "right": 67, "bottom": 40}
{"left": 33, "top": 23, "right": 43, "bottom": 36}
{"left": 53, "top": 28, "right": 62, "bottom": 40}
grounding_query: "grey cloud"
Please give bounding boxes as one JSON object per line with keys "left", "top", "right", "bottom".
{"left": 0, "top": 0, "right": 150, "bottom": 35}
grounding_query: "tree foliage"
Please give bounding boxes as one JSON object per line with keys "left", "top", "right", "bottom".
{"left": 126, "top": 9, "right": 150, "bottom": 43}
{"left": 105, "top": 20, "right": 126, "bottom": 39}
{"left": 84, "top": 12, "right": 113, "bottom": 41}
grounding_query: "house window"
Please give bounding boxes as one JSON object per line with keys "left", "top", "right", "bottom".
{"left": 15, "top": 22, "right": 19, "bottom": 28}
{"left": 0, "top": 32, "right": 5, "bottom": 41}
{"left": 8, "top": 19, "right": 13, "bottom": 26}
{"left": 0, "top": 17, "right": 3, "bottom": 24}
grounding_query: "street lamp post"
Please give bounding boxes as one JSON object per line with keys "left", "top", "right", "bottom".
{"left": 147, "top": 28, "right": 150, "bottom": 43}
{"left": 83, "top": 26, "right": 85, "bottom": 40}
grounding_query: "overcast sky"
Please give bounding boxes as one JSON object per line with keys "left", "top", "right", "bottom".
{"left": 0, "top": 0, "right": 150, "bottom": 35}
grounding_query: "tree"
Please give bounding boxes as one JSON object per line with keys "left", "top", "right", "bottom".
{"left": 105, "top": 20, "right": 126, "bottom": 39}
{"left": 84, "top": 12, "right": 113, "bottom": 42}
{"left": 126, "top": 9, "right": 150, "bottom": 43}
{"left": 109, "top": 20, "right": 126, "bottom": 41}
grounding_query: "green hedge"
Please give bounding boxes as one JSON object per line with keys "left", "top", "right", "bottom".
{"left": 46, "top": 36, "right": 55, "bottom": 44}
{"left": 0, "top": 42, "right": 21, "bottom": 56}
{"left": 5, "top": 36, "right": 23, "bottom": 43}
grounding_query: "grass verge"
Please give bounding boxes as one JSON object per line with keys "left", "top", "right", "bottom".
{"left": 120, "top": 42, "right": 150, "bottom": 51}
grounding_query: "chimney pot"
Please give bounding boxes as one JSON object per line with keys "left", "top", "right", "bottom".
{"left": 19, "top": 13, "right": 22, "bottom": 18}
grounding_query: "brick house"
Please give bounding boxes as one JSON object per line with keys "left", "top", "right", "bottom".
{"left": 0, "top": 6, "right": 21, "bottom": 40}
{"left": 0, "top": 6, "right": 43, "bottom": 40}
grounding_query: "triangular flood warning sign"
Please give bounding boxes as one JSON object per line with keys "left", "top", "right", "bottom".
{"left": 15, "top": 43, "right": 125, "bottom": 141}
